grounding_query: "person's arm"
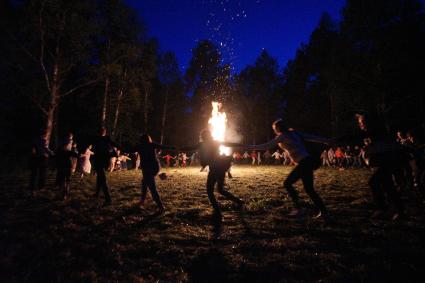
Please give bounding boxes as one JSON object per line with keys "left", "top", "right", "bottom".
{"left": 245, "top": 136, "right": 283, "bottom": 151}
{"left": 297, "top": 131, "right": 330, "bottom": 144}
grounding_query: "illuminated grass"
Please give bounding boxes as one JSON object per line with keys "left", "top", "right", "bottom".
{"left": 1, "top": 166, "right": 425, "bottom": 282}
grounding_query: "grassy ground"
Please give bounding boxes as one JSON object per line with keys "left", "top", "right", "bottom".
{"left": 1, "top": 166, "right": 425, "bottom": 282}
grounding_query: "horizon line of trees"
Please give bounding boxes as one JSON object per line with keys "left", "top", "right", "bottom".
{"left": 1, "top": 0, "right": 425, "bottom": 169}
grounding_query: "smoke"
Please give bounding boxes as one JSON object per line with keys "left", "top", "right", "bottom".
{"left": 225, "top": 119, "right": 242, "bottom": 143}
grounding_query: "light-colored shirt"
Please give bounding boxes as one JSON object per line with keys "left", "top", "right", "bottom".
{"left": 248, "top": 131, "right": 329, "bottom": 164}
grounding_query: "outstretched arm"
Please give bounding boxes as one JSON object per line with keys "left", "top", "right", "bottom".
{"left": 297, "top": 132, "right": 331, "bottom": 144}
{"left": 245, "top": 136, "right": 283, "bottom": 151}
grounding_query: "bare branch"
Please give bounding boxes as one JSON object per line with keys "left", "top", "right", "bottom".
{"left": 28, "top": 93, "right": 48, "bottom": 116}
{"left": 0, "top": 26, "right": 38, "bottom": 62}
{"left": 60, "top": 80, "right": 98, "bottom": 98}
{"left": 39, "top": 1, "right": 51, "bottom": 93}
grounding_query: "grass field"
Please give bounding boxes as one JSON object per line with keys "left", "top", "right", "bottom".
{"left": 1, "top": 166, "right": 425, "bottom": 282}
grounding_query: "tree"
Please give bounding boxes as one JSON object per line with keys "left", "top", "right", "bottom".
{"left": 236, "top": 50, "right": 284, "bottom": 143}
{"left": 3, "top": 0, "right": 99, "bottom": 145}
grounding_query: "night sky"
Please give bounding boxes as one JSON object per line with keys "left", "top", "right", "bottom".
{"left": 126, "top": 0, "right": 346, "bottom": 73}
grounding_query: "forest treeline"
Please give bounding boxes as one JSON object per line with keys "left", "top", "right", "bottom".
{"left": 1, "top": 0, "right": 424, "bottom": 170}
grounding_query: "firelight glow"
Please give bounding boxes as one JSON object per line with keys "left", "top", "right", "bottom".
{"left": 208, "top": 101, "right": 231, "bottom": 156}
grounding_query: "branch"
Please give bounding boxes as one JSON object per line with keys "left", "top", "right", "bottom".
{"left": 28, "top": 93, "right": 48, "bottom": 116}
{"left": 0, "top": 26, "right": 38, "bottom": 62}
{"left": 39, "top": 1, "right": 51, "bottom": 93}
{"left": 60, "top": 80, "right": 98, "bottom": 97}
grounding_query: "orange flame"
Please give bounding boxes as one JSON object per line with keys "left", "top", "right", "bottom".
{"left": 208, "top": 102, "right": 231, "bottom": 155}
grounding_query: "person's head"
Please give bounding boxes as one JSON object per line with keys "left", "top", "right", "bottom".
{"left": 99, "top": 127, "right": 107, "bottom": 136}
{"left": 200, "top": 129, "right": 213, "bottom": 142}
{"left": 272, "top": 119, "right": 287, "bottom": 135}
{"left": 355, "top": 113, "right": 368, "bottom": 131}
{"left": 88, "top": 145, "right": 92, "bottom": 150}
{"left": 139, "top": 133, "right": 152, "bottom": 144}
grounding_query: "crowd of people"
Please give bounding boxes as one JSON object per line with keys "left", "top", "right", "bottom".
{"left": 28, "top": 114, "right": 425, "bottom": 223}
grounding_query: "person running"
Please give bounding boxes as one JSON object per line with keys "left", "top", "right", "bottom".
{"left": 247, "top": 119, "right": 329, "bottom": 219}
{"left": 135, "top": 134, "right": 175, "bottom": 213}
{"left": 182, "top": 129, "right": 243, "bottom": 218}
{"left": 162, "top": 153, "right": 175, "bottom": 167}
{"left": 91, "top": 127, "right": 118, "bottom": 206}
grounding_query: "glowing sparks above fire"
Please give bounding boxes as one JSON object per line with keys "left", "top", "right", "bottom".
{"left": 208, "top": 101, "right": 231, "bottom": 155}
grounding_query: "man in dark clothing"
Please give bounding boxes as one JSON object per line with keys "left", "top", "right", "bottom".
{"left": 182, "top": 129, "right": 243, "bottom": 218}
{"left": 56, "top": 143, "right": 79, "bottom": 200}
{"left": 29, "top": 131, "right": 54, "bottom": 195}
{"left": 355, "top": 113, "right": 406, "bottom": 220}
{"left": 91, "top": 127, "right": 118, "bottom": 206}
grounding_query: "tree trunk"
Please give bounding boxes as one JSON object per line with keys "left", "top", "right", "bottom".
{"left": 45, "top": 85, "right": 59, "bottom": 145}
{"left": 160, "top": 88, "right": 169, "bottom": 144}
{"left": 101, "top": 77, "right": 110, "bottom": 128}
{"left": 112, "top": 87, "right": 124, "bottom": 138}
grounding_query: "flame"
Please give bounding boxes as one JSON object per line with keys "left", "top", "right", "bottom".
{"left": 208, "top": 101, "right": 231, "bottom": 155}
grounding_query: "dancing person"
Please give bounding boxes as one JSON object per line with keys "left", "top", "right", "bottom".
{"left": 70, "top": 142, "right": 79, "bottom": 173}
{"left": 247, "top": 119, "right": 329, "bottom": 219}
{"left": 327, "top": 147, "right": 336, "bottom": 166}
{"left": 251, "top": 150, "right": 257, "bottom": 165}
{"left": 29, "top": 130, "right": 54, "bottom": 195}
{"left": 162, "top": 153, "right": 175, "bottom": 167}
{"left": 181, "top": 129, "right": 243, "bottom": 218}
{"left": 135, "top": 134, "right": 175, "bottom": 213}
{"left": 321, "top": 150, "right": 330, "bottom": 166}
{"left": 242, "top": 151, "right": 250, "bottom": 164}
{"left": 80, "top": 145, "right": 94, "bottom": 177}
{"left": 337, "top": 113, "right": 407, "bottom": 220}
{"left": 55, "top": 141, "right": 79, "bottom": 200}
{"left": 272, "top": 149, "right": 282, "bottom": 165}
{"left": 92, "top": 127, "right": 118, "bottom": 206}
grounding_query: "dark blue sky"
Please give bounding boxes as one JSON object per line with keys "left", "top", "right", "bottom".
{"left": 126, "top": 0, "right": 346, "bottom": 73}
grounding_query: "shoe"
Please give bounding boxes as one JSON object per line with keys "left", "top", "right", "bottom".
{"left": 313, "top": 211, "right": 331, "bottom": 221}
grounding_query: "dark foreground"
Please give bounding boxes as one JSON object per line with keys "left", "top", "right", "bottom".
{"left": 1, "top": 166, "right": 425, "bottom": 282}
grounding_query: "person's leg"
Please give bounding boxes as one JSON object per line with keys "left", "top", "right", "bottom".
{"left": 369, "top": 168, "right": 386, "bottom": 212}
{"left": 382, "top": 166, "right": 404, "bottom": 216}
{"left": 206, "top": 171, "right": 220, "bottom": 213}
{"left": 299, "top": 159, "right": 327, "bottom": 213}
{"left": 283, "top": 165, "right": 302, "bottom": 208}
{"left": 216, "top": 171, "right": 243, "bottom": 206}
{"left": 97, "top": 167, "right": 111, "bottom": 204}
{"left": 146, "top": 174, "right": 164, "bottom": 209}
